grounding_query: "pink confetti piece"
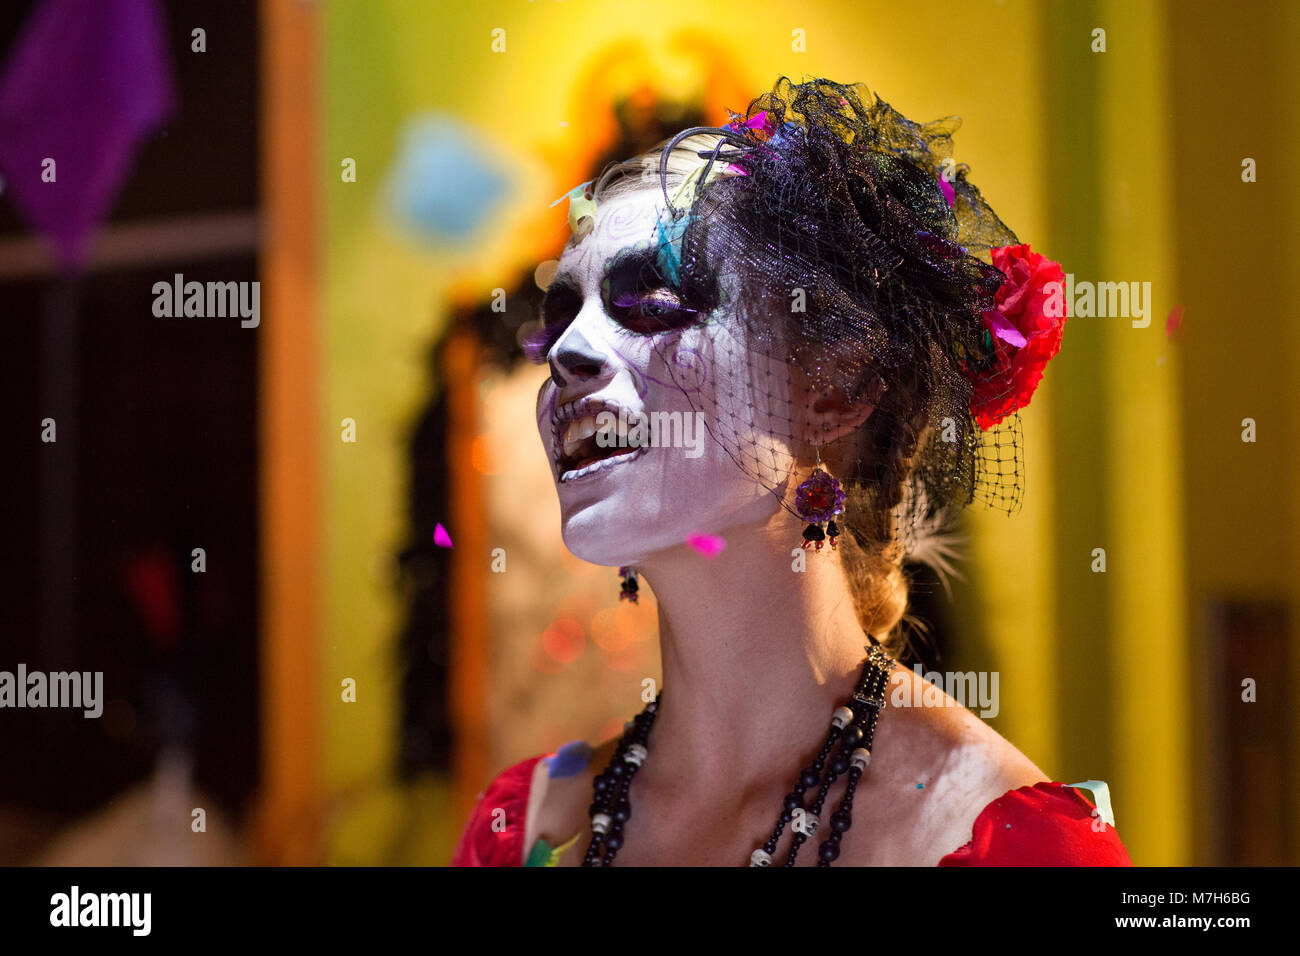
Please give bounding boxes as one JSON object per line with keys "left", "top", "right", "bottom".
{"left": 1165, "top": 304, "right": 1184, "bottom": 340}
{"left": 434, "top": 522, "right": 454, "bottom": 548}
{"left": 983, "top": 309, "right": 1027, "bottom": 347}
{"left": 939, "top": 177, "right": 956, "bottom": 208}
{"left": 686, "top": 533, "right": 726, "bottom": 558}
{"left": 727, "top": 110, "right": 773, "bottom": 135}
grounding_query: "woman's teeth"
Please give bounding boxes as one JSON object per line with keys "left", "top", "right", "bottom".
{"left": 562, "top": 416, "right": 600, "bottom": 458}
{"left": 555, "top": 410, "right": 650, "bottom": 482}
{"left": 561, "top": 414, "right": 646, "bottom": 457}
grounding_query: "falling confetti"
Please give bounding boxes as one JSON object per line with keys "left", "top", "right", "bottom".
{"left": 1165, "top": 304, "right": 1184, "bottom": 341}
{"left": 545, "top": 740, "right": 592, "bottom": 778}
{"left": 686, "top": 535, "right": 728, "bottom": 556}
{"left": 434, "top": 522, "right": 454, "bottom": 548}
{"left": 939, "top": 176, "right": 956, "bottom": 208}
{"left": 686, "top": 532, "right": 726, "bottom": 558}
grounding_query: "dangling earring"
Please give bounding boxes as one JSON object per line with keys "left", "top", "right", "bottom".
{"left": 618, "top": 566, "right": 639, "bottom": 603}
{"left": 795, "top": 447, "right": 845, "bottom": 552}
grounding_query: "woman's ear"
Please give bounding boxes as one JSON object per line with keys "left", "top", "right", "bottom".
{"left": 807, "top": 374, "right": 886, "bottom": 444}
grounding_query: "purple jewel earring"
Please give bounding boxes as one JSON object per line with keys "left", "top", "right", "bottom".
{"left": 618, "top": 566, "right": 640, "bottom": 603}
{"left": 795, "top": 448, "right": 845, "bottom": 552}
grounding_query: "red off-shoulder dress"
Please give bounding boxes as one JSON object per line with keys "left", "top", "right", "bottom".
{"left": 450, "top": 750, "right": 1134, "bottom": 867}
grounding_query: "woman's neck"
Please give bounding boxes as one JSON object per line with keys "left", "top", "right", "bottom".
{"left": 634, "top": 508, "right": 874, "bottom": 806}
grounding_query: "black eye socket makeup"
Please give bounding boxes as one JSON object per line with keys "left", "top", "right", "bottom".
{"left": 539, "top": 279, "right": 582, "bottom": 332}
{"left": 601, "top": 247, "right": 706, "bottom": 336}
{"left": 524, "top": 245, "right": 717, "bottom": 363}
{"left": 523, "top": 278, "right": 582, "bottom": 362}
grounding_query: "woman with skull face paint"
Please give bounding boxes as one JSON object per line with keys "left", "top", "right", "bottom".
{"left": 453, "top": 77, "right": 1132, "bottom": 867}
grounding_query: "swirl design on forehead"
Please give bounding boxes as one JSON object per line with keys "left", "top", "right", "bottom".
{"left": 568, "top": 212, "right": 637, "bottom": 275}
{"left": 599, "top": 199, "right": 655, "bottom": 244}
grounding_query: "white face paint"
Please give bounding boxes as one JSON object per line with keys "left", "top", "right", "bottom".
{"left": 534, "top": 187, "right": 791, "bottom": 567}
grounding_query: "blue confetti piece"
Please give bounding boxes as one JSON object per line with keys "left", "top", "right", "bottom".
{"left": 546, "top": 740, "right": 593, "bottom": 778}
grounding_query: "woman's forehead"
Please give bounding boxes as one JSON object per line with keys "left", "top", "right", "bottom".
{"left": 560, "top": 188, "right": 667, "bottom": 272}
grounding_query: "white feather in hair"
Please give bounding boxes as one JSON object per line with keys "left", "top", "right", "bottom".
{"left": 894, "top": 480, "right": 968, "bottom": 600}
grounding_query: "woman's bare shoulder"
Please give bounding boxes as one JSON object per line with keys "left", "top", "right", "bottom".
{"left": 855, "top": 664, "right": 1048, "bottom": 861}
{"left": 879, "top": 663, "right": 1045, "bottom": 775}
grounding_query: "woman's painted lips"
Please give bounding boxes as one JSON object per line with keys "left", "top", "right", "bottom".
{"left": 559, "top": 444, "right": 648, "bottom": 483}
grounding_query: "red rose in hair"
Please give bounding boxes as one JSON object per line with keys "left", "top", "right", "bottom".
{"left": 968, "top": 244, "right": 1068, "bottom": 429}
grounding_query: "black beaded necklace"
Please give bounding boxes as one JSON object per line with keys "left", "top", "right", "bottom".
{"left": 582, "top": 642, "right": 895, "bottom": 866}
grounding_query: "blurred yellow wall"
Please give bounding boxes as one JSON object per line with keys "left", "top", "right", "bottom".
{"left": 1167, "top": 0, "right": 1300, "bottom": 864}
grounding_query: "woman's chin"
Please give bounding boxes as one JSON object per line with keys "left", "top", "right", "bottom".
{"left": 560, "top": 505, "right": 652, "bottom": 568}
{"left": 557, "top": 478, "right": 783, "bottom": 566}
